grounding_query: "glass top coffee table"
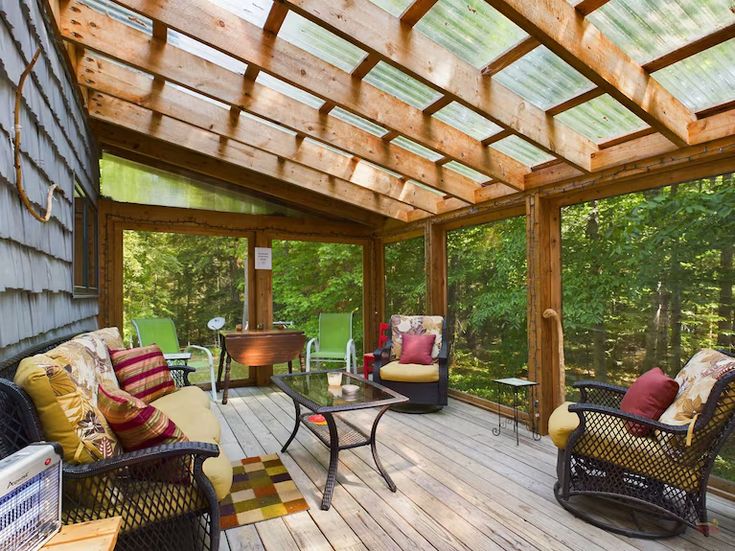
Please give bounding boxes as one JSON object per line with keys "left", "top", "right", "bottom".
{"left": 271, "top": 371, "right": 408, "bottom": 510}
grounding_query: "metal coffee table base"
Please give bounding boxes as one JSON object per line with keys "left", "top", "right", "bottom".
{"left": 282, "top": 400, "right": 396, "bottom": 510}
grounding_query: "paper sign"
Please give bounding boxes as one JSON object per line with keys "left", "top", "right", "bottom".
{"left": 254, "top": 247, "right": 272, "bottom": 270}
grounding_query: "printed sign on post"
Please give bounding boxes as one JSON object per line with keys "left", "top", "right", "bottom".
{"left": 254, "top": 247, "right": 272, "bottom": 270}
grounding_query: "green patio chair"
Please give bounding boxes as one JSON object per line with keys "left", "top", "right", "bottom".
{"left": 131, "top": 317, "right": 217, "bottom": 400}
{"left": 305, "top": 312, "right": 357, "bottom": 373}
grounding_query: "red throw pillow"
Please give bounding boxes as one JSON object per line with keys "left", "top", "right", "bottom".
{"left": 399, "top": 334, "right": 436, "bottom": 365}
{"left": 620, "top": 367, "right": 679, "bottom": 436}
{"left": 109, "top": 345, "right": 176, "bottom": 404}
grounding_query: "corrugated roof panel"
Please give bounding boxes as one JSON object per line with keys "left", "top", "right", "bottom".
{"left": 279, "top": 11, "right": 367, "bottom": 72}
{"left": 392, "top": 136, "right": 444, "bottom": 161}
{"left": 555, "top": 94, "right": 648, "bottom": 142}
{"left": 587, "top": 0, "right": 735, "bottom": 64}
{"left": 168, "top": 29, "right": 247, "bottom": 74}
{"left": 256, "top": 72, "right": 325, "bottom": 109}
{"left": 82, "top": 0, "right": 152, "bottom": 34}
{"left": 368, "top": 0, "right": 414, "bottom": 17}
{"left": 331, "top": 107, "right": 389, "bottom": 137}
{"left": 490, "top": 135, "right": 554, "bottom": 167}
{"left": 495, "top": 46, "right": 595, "bottom": 110}
{"left": 445, "top": 161, "right": 488, "bottom": 183}
{"left": 653, "top": 39, "right": 735, "bottom": 112}
{"left": 364, "top": 61, "right": 443, "bottom": 109}
{"left": 415, "top": 0, "right": 527, "bottom": 68}
{"left": 433, "top": 102, "right": 502, "bottom": 140}
{"left": 208, "top": 0, "right": 273, "bottom": 28}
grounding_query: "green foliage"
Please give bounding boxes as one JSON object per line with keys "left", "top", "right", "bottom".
{"left": 384, "top": 237, "right": 426, "bottom": 315}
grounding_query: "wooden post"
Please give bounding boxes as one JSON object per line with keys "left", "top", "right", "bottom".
{"left": 253, "top": 231, "right": 273, "bottom": 385}
{"left": 526, "top": 193, "right": 563, "bottom": 434}
{"left": 363, "top": 237, "right": 384, "bottom": 356}
{"left": 424, "top": 221, "right": 447, "bottom": 317}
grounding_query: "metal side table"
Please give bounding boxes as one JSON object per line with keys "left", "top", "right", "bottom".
{"left": 491, "top": 377, "right": 541, "bottom": 445}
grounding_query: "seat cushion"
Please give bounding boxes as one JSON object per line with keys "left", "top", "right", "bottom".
{"left": 380, "top": 361, "right": 439, "bottom": 383}
{"left": 153, "top": 391, "right": 232, "bottom": 500}
{"left": 549, "top": 401, "right": 579, "bottom": 449}
{"left": 152, "top": 385, "right": 211, "bottom": 411}
{"left": 110, "top": 345, "right": 176, "bottom": 404}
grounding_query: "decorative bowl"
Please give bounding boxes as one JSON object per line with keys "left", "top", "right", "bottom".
{"left": 341, "top": 384, "right": 359, "bottom": 395}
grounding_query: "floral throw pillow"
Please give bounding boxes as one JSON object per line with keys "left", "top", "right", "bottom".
{"left": 389, "top": 315, "right": 443, "bottom": 361}
{"left": 659, "top": 349, "right": 735, "bottom": 426}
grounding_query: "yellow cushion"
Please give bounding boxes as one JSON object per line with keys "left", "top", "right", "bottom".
{"left": 380, "top": 361, "right": 439, "bottom": 383}
{"left": 548, "top": 401, "right": 579, "bottom": 449}
{"left": 152, "top": 385, "right": 211, "bottom": 411}
{"left": 152, "top": 391, "right": 231, "bottom": 500}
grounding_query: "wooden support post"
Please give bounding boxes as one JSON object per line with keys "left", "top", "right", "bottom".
{"left": 253, "top": 231, "right": 274, "bottom": 386}
{"left": 363, "top": 237, "right": 385, "bottom": 355}
{"left": 526, "top": 193, "right": 562, "bottom": 435}
{"left": 424, "top": 222, "right": 447, "bottom": 317}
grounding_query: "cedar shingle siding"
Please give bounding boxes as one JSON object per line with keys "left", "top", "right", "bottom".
{"left": 0, "top": 0, "right": 99, "bottom": 361}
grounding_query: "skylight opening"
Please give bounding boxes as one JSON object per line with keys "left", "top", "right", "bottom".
{"left": 364, "top": 61, "right": 443, "bottom": 110}
{"left": 554, "top": 94, "right": 648, "bottom": 143}
{"left": 368, "top": 0, "right": 414, "bottom": 17}
{"left": 444, "top": 161, "right": 489, "bottom": 183}
{"left": 168, "top": 29, "right": 247, "bottom": 75}
{"left": 208, "top": 0, "right": 273, "bottom": 28}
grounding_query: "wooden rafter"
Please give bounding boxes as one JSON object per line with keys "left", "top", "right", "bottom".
{"left": 423, "top": 95, "right": 452, "bottom": 116}
{"left": 400, "top": 0, "right": 439, "bottom": 27}
{"left": 484, "top": 0, "right": 695, "bottom": 146}
{"left": 263, "top": 3, "right": 290, "bottom": 34}
{"left": 641, "top": 24, "right": 735, "bottom": 73}
{"left": 351, "top": 52, "right": 381, "bottom": 80}
{"left": 89, "top": 92, "right": 419, "bottom": 221}
{"left": 56, "top": 3, "right": 481, "bottom": 202}
{"left": 480, "top": 36, "right": 540, "bottom": 76}
{"left": 546, "top": 88, "right": 604, "bottom": 117}
{"left": 276, "top": 0, "right": 597, "bottom": 170}
{"left": 572, "top": 0, "right": 612, "bottom": 16}
{"left": 108, "top": 0, "right": 528, "bottom": 188}
{"left": 77, "top": 54, "right": 443, "bottom": 213}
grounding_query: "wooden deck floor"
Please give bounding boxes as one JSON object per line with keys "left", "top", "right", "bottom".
{"left": 213, "top": 386, "right": 735, "bottom": 551}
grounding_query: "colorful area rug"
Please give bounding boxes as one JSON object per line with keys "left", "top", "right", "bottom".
{"left": 220, "top": 453, "right": 309, "bottom": 528}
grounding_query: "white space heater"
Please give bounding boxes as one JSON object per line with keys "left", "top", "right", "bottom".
{"left": 0, "top": 444, "right": 62, "bottom": 551}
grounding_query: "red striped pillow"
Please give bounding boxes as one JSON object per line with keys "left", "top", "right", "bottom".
{"left": 97, "top": 385, "right": 188, "bottom": 451}
{"left": 109, "top": 345, "right": 175, "bottom": 404}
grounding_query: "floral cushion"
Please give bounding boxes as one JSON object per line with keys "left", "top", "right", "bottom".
{"left": 389, "top": 315, "right": 443, "bottom": 361}
{"left": 46, "top": 333, "right": 119, "bottom": 405}
{"left": 14, "top": 355, "right": 121, "bottom": 463}
{"left": 87, "top": 327, "right": 125, "bottom": 350}
{"left": 659, "top": 349, "right": 735, "bottom": 426}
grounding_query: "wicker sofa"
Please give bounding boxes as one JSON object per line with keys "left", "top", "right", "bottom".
{"left": 0, "top": 328, "right": 232, "bottom": 551}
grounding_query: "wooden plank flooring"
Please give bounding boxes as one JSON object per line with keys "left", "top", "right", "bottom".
{"left": 214, "top": 386, "right": 735, "bottom": 551}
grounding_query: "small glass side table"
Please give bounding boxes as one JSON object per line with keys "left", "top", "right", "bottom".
{"left": 492, "top": 377, "right": 541, "bottom": 445}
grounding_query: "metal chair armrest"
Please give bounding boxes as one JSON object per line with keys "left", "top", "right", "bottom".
{"left": 167, "top": 365, "right": 196, "bottom": 387}
{"left": 184, "top": 345, "right": 217, "bottom": 400}
{"left": 305, "top": 338, "right": 318, "bottom": 372}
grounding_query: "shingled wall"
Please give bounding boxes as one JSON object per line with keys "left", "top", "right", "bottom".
{"left": 0, "top": 0, "right": 99, "bottom": 361}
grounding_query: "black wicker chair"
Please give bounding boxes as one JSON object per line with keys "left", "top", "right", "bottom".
{"left": 373, "top": 317, "right": 449, "bottom": 412}
{"left": 0, "top": 339, "right": 221, "bottom": 551}
{"left": 554, "top": 351, "right": 735, "bottom": 538}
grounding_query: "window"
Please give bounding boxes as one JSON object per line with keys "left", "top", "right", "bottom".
{"left": 384, "top": 236, "right": 426, "bottom": 316}
{"left": 73, "top": 184, "right": 98, "bottom": 296}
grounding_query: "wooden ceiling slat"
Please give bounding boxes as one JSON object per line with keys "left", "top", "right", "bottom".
{"left": 263, "top": 3, "right": 290, "bottom": 34}
{"left": 59, "top": 3, "right": 480, "bottom": 201}
{"left": 400, "top": 0, "right": 439, "bottom": 28}
{"left": 546, "top": 87, "right": 604, "bottom": 117}
{"left": 573, "top": 0, "right": 612, "bottom": 17}
{"left": 480, "top": 36, "right": 540, "bottom": 76}
{"left": 484, "top": 0, "right": 695, "bottom": 146}
{"left": 641, "top": 24, "right": 735, "bottom": 73}
{"left": 88, "top": 92, "right": 419, "bottom": 220}
{"left": 278, "top": 0, "right": 596, "bottom": 171}
{"left": 78, "top": 54, "right": 442, "bottom": 212}
{"left": 351, "top": 52, "right": 381, "bottom": 80}
{"left": 110, "top": 0, "right": 528, "bottom": 189}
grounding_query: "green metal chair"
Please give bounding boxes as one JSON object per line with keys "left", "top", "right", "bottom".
{"left": 131, "top": 317, "right": 217, "bottom": 400}
{"left": 305, "top": 312, "right": 357, "bottom": 373}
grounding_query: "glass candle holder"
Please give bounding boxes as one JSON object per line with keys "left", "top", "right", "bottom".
{"left": 327, "top": 372, "right": 343, "bottom": 387}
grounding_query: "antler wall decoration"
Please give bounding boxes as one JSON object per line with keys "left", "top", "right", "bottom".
{"left": 14, "top": 47, "right": 58, "bottom": 223}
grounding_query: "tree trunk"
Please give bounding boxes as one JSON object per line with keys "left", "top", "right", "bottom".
{"left": 718, "top": 244, "right": 734, "bottom": 349}
{"left": 669, "top": 185, "right": 683, "bottom": 371}
{"left": 586, "top": 201, "right": 607, "bottom": 380}
{"left": 655, "top": 287, "right": 670, "bottom": 368}
{"left": 642, "top": 286, "right": 660, "bottom": 371}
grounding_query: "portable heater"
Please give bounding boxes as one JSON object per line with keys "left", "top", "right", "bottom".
{"left": 0, "top": 444, "right": 62, "bottom": 551}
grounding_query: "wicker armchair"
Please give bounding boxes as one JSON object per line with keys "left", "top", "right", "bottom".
{"left": 0, "top": 342, "right": 220, "bottom": 551}
{"left": 553, "top": 351, "right": 735, "bottom": 538}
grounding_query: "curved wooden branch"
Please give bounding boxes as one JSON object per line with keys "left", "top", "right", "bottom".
{"left": 543, "top": 308, "right": 565, "bottom": 371}
{"left": 14, "top": 47, "right": 58, "bottom": 223}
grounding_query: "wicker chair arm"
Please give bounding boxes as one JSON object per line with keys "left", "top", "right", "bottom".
{"left": 568, "top": 403, "right": 688, "bottom": 435}
{"left": 168, "top": 365, "right": 195, "bottom": 387}
{"left": 62, "top": 442, "right": 218, "bottom": 478}
{"left": 573, "top": 380, "right": 627, "bottom": 407}
{"left": 437, "top": 337, "right": 449, "bottom": 362}
{"left": 573, "top": 380, "right": 627, "bottom": 394}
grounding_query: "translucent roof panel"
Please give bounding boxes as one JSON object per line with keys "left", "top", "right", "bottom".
{"left": 555, "top": 94, "right": 648, "bottom": 142}
{"left": 241, "top": 111, "right": 298, "bottom": 136}
{"left": 208, "top": 0, "right": 273, "bottom": 28}
{"left": 83, "top": 0, "right": 152, "bottom": 34}
{"left": 364, "top": 62, "right": 443, "bottom": 109}
{"left": 433, "top": 102, "right": 502, "bottom": 140}
{"left": 168, "top": 30, "right": 247, "bottom": 74}
{"left": 368, "top": 0, "right": 414, "bottom": 17}
{"left": 491, "top": 135, "right": 554, "bottom": 167}
{"left": 415, "top": 0, "right": 527, "bottom": 68}
{"left": 653, "top": 40, "right": 735, "bottom": 112}
{"left": 330, "top": 107, "right": 389, "bottom": 137}
{"left": 391, "top": 136, "right": 444, "bottom": 162}
{"left": 256, "top": 72, "right": 325, "bottom": 109}
{"left": 278, "top": 12, "right": 367, "bottom": 72}
{"left": 409, "top": 180, "right": 445, "bottom": 196}
{"left": 445, "top": 161, "right": 488, "bottom": 183}
{"left": 587, "top": 0, "right": 735, "bottom": 64}
{"left": 495, "top": 46, "right": 595, "bottom": 110}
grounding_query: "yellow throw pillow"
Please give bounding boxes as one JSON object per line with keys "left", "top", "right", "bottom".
{"left": 15, "top": 355, "right": 121, "bottom": 463}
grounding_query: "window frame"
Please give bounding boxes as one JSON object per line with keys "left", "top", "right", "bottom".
{"left": 73, "top": 182, "right": 99, "bottom": 298}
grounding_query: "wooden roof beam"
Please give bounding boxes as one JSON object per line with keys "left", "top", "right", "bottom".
{"left": 483, "top": 0, "right": 695, "bottom": 146}
{"left": 263, "top": 3, "right": 289, "bottom": 34}
{"left": 277, "top": 0, "right": 595, "bottom": 171}
{"left": 77, "top": 55, "right": 442, "bottom": 213}
{"left": 546, "top": 87, "right": 604, "bottom": 117}
{"left": 480, "top": 36, "right": 540, "bottom": 76}
{"left": 152, "top": 20, "right": 167, "bottom": 41}
{"left": 400, "top": 0, "right": 439, "bottom": 28}
{"left": 573, "top": 0, "right": 612, "bottom": 16}
{"left": 641, "top": 23, "right": 735, "bottom": 73}
{"left": 58, "top": 3, "right": 481, "bottom": 201}
{"left": 423, "top": 95, "right": 452, "bottom": 116}
{"left": 351, "top": 52, "right": 381, "bottom": 80}
{"left": 88, "top": 92, "right": 419, "bottom": 221}
{"left": 111, "top": 0, "right": 528, "bottom": 189}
